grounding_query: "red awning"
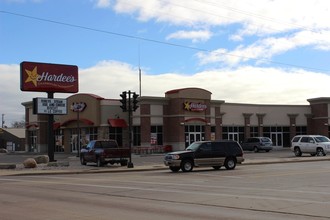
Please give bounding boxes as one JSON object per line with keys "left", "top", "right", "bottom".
{"left": 26, "top": 123, "right": 39, "bottom": 129}
{"left": 61, "top": 118, "right": 94, "bottom": 126}
{"left": 108, "top": 118, "right": 128, "bottom": 128}
{"left": 53, "top": 122, "right": 61, "bottom": 130}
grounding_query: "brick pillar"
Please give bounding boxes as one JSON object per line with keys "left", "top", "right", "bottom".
{"left": 287, "top": 114, "right": 298, "bottom": 139}
{"left": 204, "top": 100, "right": 211, "bottom": 141}
{"left": 305, "top": 114, "right": 313, "bottom": 135}
{"left": 256, "top": 113, "right": 266, "bottom": 136}
{"left": 140, "top": 103, "right": 151, "bottom": 146}
{"left": 243, "top": 113, "right": 253, "bottom": 139}
{"left": 215, "top": 107, "right": 224, "bottom": 140}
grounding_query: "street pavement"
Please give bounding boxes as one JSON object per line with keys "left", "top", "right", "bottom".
{"left": 1, "top": 149, "right": 330, "bottom": 176}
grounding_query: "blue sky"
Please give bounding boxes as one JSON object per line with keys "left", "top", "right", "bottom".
{"left": 1, "top": 0, "right": 330, "bottom": 126}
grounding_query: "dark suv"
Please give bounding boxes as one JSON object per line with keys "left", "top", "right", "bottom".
{"left": 241, "top": 137, "right": 273, "bottom": 152}
{"left": 164, "top": 140, "right": 244, "bottom": 172}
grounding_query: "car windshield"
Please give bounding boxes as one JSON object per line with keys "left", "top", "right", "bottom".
{"left": 314, "top": 136, "right": 330, "bottom": 143}
{"left": 186, "top": 142, "right": 202, "bottom": 151}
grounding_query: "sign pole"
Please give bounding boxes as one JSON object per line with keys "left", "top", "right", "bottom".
{"left": 47, "top": 92, "right": 55, "bottom": 162}
{"left": 76, "top": 110, "right": 80, "bottom": 157}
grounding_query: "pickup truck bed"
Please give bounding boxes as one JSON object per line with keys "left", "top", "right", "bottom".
{"left": 80, "top": 140, "right": 130, "bottom": 167}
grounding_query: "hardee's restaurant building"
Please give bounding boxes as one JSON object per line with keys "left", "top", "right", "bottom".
{"left": 22, "top": 85, "right": 330, "bottom": 153}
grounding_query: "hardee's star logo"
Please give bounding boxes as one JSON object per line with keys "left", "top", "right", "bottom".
{"left": 184, "top": 101, "right": 191, "bottom": 111}
{"left": 25, "top": 66, "right": 39, "bottom": 87}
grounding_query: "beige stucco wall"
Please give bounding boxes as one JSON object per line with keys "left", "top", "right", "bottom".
{"left": 221, "top": 103, "right": 310, "bottom": 126}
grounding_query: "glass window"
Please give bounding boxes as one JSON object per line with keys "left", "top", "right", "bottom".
{"left": 301, "top": 137, "right": 309, "bottom": 143}
{"left": 200, "top": 143, "right": 211, "bottom": 151}
{"left": 264, "top": 127, "right": 270, "bottom": 132}
{"left": 109, "top": 127, "right": 122, "bottom": 146}
{"left": 133, "top": 126, "right": 141, "bottom": 146}
{"left": 151, "top": 126, "right": 163, "bottom": 145}
{"left": 189, "top": 126, "right": 195, "bottom": 132}
{"left": 54, "top": 129, "right": 64, "bottom": 152}
{"left": 292, "top": 136, "right": 300, "bottom": 142}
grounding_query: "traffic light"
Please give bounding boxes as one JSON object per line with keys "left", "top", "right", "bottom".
{"left": 132, "top": 92, "right": 139, "bottom": 111}
{"left": 120, "top": 91, "right": 127, "bottom": 112}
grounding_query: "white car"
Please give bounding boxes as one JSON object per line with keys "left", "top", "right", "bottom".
{"left": 291, "top": 135, "right": 330, "bottom": 156}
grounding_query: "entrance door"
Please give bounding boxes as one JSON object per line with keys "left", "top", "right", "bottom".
{"left": 228, "top": 133, "right": 239, "bottom": 142}
{"left": 271, "top": 133, "right": 283, "bottom": 147}
{"left": 71, "top": 134, "right": 78, "bottom": 153}
{"left": 188, "top": 132, "right": 202, "bottom": 145}
{"left": 185, "top": 125, "right": 205, "bottom": 148}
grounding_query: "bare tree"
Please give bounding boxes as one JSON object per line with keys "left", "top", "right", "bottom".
{"left": 11, "top": 120, "right": 25, "bottom": 128}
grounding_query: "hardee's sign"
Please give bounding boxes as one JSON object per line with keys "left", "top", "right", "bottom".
{"left": 183, "top": 101, "right": 207, "bottom": 112}
{"left": 20, "top": 61, "right": 78, "bottom": 93}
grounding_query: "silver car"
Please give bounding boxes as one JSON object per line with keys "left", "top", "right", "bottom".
{"left": 291, "top": 135, "right": 330, "bottom": 156}
{"left": 241, "top": 137, "right": 273, "bottom": 153}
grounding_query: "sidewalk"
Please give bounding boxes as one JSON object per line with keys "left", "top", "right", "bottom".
{"left": 1, "top": 152, "right": 330, "bottom": 176}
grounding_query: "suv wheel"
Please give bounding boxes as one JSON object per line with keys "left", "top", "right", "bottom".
{"left": 316, "top": 148, "right": 326, "bottom": 156}
{"left": 294, "top": 147, "right": 302, "bottom": 157}
{"left": 181, "top": 160, "right": 193, "bottom": 172}
{"left": 224, "top": 157, "right": 236, "bottom": 170}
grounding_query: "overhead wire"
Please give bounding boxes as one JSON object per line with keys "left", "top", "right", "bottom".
{"left": 0, "top": 9, "right": 329, "bottom": 73}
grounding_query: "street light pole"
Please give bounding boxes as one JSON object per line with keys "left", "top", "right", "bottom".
{"left": 1, "top": 114, "right": 4, "bottom": 128}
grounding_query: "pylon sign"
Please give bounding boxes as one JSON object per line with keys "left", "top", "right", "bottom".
{"left": 20, "top": 61, "right": 78, "bottom": 93}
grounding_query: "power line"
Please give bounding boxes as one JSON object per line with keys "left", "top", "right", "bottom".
{"left": 0, "top": 10, "right": 206, "bottom": 52}
{"left": 1, "top": 10, "right": 329, "bottom": 73}
{"left": 191, "top": 0, "right": 317, "bottom": 32}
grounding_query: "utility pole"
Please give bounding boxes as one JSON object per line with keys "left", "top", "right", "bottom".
{"left": 1, "top": 114, "right": 4, "bottom": 128}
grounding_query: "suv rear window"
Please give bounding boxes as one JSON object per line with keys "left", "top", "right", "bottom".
{"left": 292, "top": 136, "right": 301, "bottom": 142}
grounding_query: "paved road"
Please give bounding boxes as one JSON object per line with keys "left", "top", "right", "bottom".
{"left": 1, "top": 160, "right": 329, "bottom": 220}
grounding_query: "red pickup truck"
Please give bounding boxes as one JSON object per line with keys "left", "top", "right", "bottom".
{"left": 80, "top": 140, "right": 130, "bottom": 167}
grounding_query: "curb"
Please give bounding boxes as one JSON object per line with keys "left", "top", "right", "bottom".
{"left": 1, "top": 156, "right": 330, "bottom": 176}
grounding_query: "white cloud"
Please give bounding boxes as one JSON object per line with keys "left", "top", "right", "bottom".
{"left": 197, "top": 29, "right": 330, "bottom": 67}
{"left": 166, "top": 30, "right": 212, "bottom": 42}
{"left": 109, "top": 0, "right": 330, "bottom": 33}
{"left": 2, "top": 62, "right": 330, "bottom": 126}
{"left": 94, "top": 0, "right": 111, "bottom": 8}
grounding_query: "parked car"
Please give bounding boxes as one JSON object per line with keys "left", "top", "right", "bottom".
{"left": 80, "top": 140, "right": 130, "bottom": 167}
{"left": 241, "top": 137, "right": 273, "bottom": 152}
{"left": 291, "top": 135, "right": 330, "bottom": 156}
{"left": 164, "top": 140, "right": 244, "bottom": 172}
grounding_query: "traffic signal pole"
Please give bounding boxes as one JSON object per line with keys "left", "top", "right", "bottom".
{"left": 120, "top": 90, "right": 139, "bottom": 168}
{"left": 127, "top": 91, "right": 134, "bottom": 168}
